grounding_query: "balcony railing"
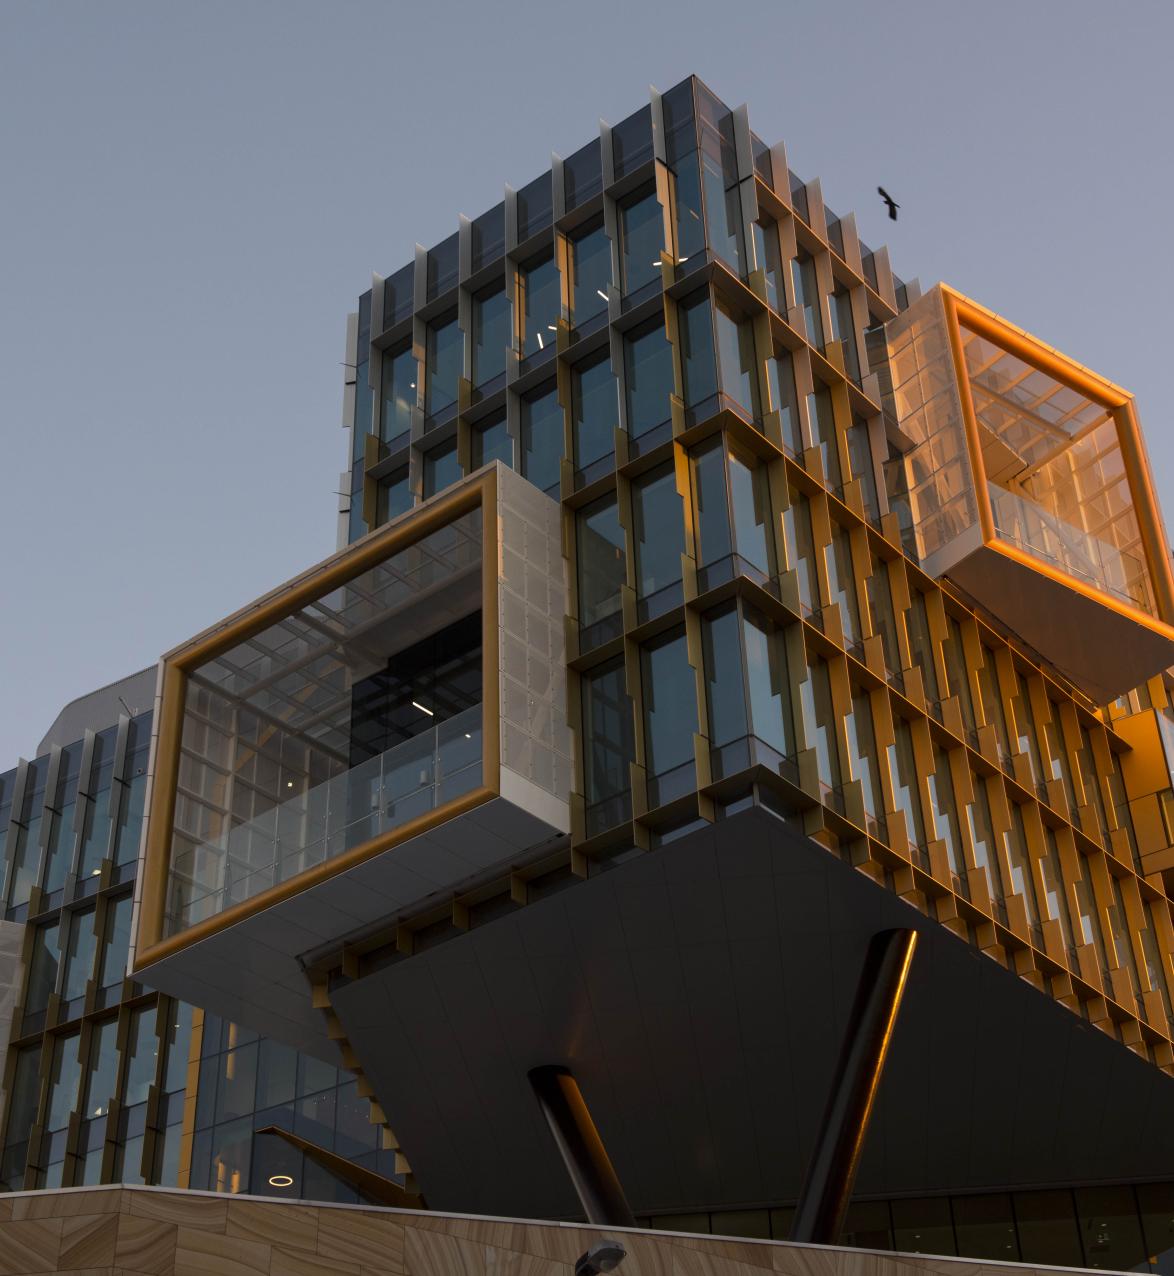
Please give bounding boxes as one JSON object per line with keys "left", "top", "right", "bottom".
{"left": 165, "top": 705, "right": 482, "bottom": 934}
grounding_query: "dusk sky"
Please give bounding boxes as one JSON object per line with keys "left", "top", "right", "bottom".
{"left": 1, "top": 0, "right": 1171, "bottom": 762}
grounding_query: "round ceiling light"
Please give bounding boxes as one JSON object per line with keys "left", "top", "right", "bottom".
{"left": 268, "top": 1174, "right": 294, "bottom": 1188}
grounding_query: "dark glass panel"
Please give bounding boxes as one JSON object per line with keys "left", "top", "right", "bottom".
{"left": 520, "top": 252, "right": 560, "bottom": 357}
{"left": 516, "top": 171, "right": 553, "bottom": 240}
{"left": 661, "top": 77, "right": 697, "bottom": 162}
{"left": 520, "top": 383, "right": 562, "bottom": 494}
{"left": 891, "top": 1196, "right": 956, "bottom": 1255}
{"left": 380, "top": 343, "right": 416, "bottom": 444}
{"left": 641, "top": 629, "right": 697, "bottom": 779}
{"left": 632, "top": 464, "right": 684, "bottom": 598}
{"left": 471, "top": 203, "right": 505, "bottom": 271}
{"left": 382, "top": 263, "right": 414, "bottom": 329}
{"left": 61, "top": 906, "right": 97, "bottom": 1002}
{"left": 569, "top": 218, "right": 610, "bottom": 325}
{"left": 426, "top": 232, "right": 459, "bottom": 299}
{"left": 678, "top": 291, "right": 716, "bottom": 408}
{"left": 581, "top": 659, "right": 634, "bottom": 816}
{"left": 572, "top": 350, "right": 617, "bottom": 470}
{"left": 619, "top": 188, "right": 663, "bottom": 295}
{"left": 623, "top": 318, "right": 673, "bottom": 438}
{"left": 714, "top": 300, "right": 760, "bottom": 418}
{"left": 702, "top": 605, "right": 747, "bottom": 747}
{"left": 376, "top": 469, "right": 412, "bottom": 525}
{"left": 471, "top": 282, "right": 510, "bottom": 385}
{"left": 577, "top": 495, "right": 625, "bottom": 629}
{"left": 612, "top": 104, "right": 653, "bottom": 178}
{"left": 563, "top": 138, "right": 602, "bottom": 210}
{"left": 471, "top": 412, "right": 512, "bottom": 470}
{"left": 424, "top": 314, "right": 460, "bottom": 417}
{"left": 691, "top": 439, "right": 731, "bottom": 568}
{"left": 423, "top": 440, "right": 460, "bottom": 498}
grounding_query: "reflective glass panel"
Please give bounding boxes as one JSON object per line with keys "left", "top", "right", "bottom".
{"left": 471, "top": 283, "right": 510, "bottom": 385}
{"left": 619, "top": 189, "right": 663, "bottom": 295}
{"left": 381, "top": 344, "right": 416, "bottom": 444}
{"left": 577, "top": 496, "right": 625, "bottom": 629}
{"left": 641, "top": 630, "right": 697, "bottom": 778}
{"left": 572, "top": 352, "right": 618, "bottom": 470}
{"left": 633, "top": 465, "right": 684, "bottom": 598}
{"left": 624, "top": 319, "right": 674, "bottom": 437}
{"left": 520, "top": 384, "right": 562, "bottom": 494}
{"left": 570, "top": 219, "right": 610, "bottom": 324}
{"left": 521, "top": 253, "right": 560, "bottom": 357}
{"left": 424, "top": 315, "right": 460, "bottom": 417}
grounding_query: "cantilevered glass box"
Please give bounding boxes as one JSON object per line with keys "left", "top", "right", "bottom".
{"left": 883, "top": 284, "right": 1174, "bottom": 701}
{"left": 131, "top": 464, "right": 571, "bottom": 1052}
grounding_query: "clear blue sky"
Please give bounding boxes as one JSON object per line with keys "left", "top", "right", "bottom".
{"left": 1, "top": 0, "right": 1171, "bottom": 762}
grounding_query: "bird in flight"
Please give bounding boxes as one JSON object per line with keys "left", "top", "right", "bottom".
{"left": 877, "top": 186, "right": 899, "bottom": 221}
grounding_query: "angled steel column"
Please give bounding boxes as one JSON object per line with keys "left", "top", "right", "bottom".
{"left": 790, "top": 927, "right": 919, "bottom": 1245}
{"left": 528, "top": 1065, "right": 636, "bottom": 1228}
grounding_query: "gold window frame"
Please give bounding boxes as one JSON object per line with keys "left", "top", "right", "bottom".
{"left": 134, "top": 467, "right": 501, "bottom": 971}
{"left": 941, "top": 284, "right": 1174, "bottom": 636}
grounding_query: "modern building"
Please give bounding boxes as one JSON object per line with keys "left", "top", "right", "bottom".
{"left": 5, "top": 73, "right": 1174, "bottom": 1276}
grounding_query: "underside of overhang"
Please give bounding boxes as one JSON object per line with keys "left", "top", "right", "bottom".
{"left": 330, "top": 805, "right": 1174, "bottom": 1220}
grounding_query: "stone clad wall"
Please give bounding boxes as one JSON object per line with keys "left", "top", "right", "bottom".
{"left": 0, "top": 1185, "right": 1116, "bottom": 1276}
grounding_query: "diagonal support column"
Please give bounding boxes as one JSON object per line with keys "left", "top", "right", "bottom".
{"left": 790, "top": 927, "right": 919, "bottom": 1245}
{"left": 528, "top": 1064, "right": 636, "bottom": 1228}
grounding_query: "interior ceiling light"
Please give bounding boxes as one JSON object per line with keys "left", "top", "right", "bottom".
{"left": 411, "top": 701, "right": 434, "bottom": 716}
{"left": 268, "top": 1174, "right": 294, "bottom": 1188}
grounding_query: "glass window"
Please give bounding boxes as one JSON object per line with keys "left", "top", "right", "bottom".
{"left": 702, "top": 606, "right": 747, "bottom": 748}
{"left": 520, "top": 384, "right": 562, "bottom": 494}
{"left": 892, "top": 1196, "right": 955, "bottom": 1256}
{"left": 623, "top": 318, "right": 674, "bottom": 438}
{"left": 905, "top": 592, "right": 940, "bottom": 702}
{"left": 577, "top": 496, "right": 625, "bottom": 630}
{"left": 376, "top": 468, "right": 412, "bottom": 524}
{"left": 1009, "top": 666, "right": 1044, "bottom": 783}
{"left": 846, "top": 691, "right": 883, "bottom": 819}
{"left": 61, "top": 907, "right": 97, "bottom": 1004}
{"left": 619, "top": 188, "right": 663, "bottom": 295}
{"left": 471, "top": 203, "right": 505, "bottom": 271}
{"left": 889, "top": 717, "right": 926, "bottom": 850}
{"left": 847, "top": 416, "right": 879, "bottom": 522}
{"left": 471, "top": 412, "right": 511, "bottom": 470}
{"left": 978, "top": 646, "right": 1009, "bottom": 757}
{"left": 46, "top": 1032, "right": 82, "bottom": 1131}
{"left": 829, "top": 286, "right": 860, "bottom": 382}
{"left": 825, "top": 525, "right": 860, "bottom": 645}
{"left": 953, "top": 1192, "right": 1018, "bottom": 1261}
{"left": 5, "top": 1045, "right": 41, "bottom": 1147}
{"left": 728, "top": 446, "right": 774, "bottom": 577}
{"left": 791, "top": 251, "right": 823, "bottom": 344}
{"left": 426, "top": 232, "right": 458, "bottom": 299}
{"left": 1014, "top": 1189, "right": 1083, "bottom": 1268}
{"left": 422, "top": 440, "right": 460, "bottom": 498}
{"left": 581, "top": 659, "right": 634, "bottom": 814}
{"left": 77, "top": 763, "right": 113, "bottom": 880}
{"left": 1137, "top": 1183, "right": 1174, "bottom": 1275}
{"left": 807, "top": 385, "right": 841, "bottom": 487}
{"left": 8, "top": 789, "right": 43, "bottom": 909}
{"left": 1041, "top": 826, "right": 1076, "bottom": 953}
{"left": 967, "top": 774, "right": 1005, "bottom": 908}
{"left": 691, "top": 439, "right": 731, "bottom": 568}
{"left": 782, "top": 487, "right": 818, "bottom": 612}
{"left": 699, "top": 122, "right": 744, "bottom": 272}
{"left": 100, "top": 893, "right": 133, "bottom": 989}
{"left": 516, "top": 171, "right": 552, "bottom": 240}
{"left": 572, "top": 352, "right": 618, "bottom": 471}
{"left": 867, "top": 557, "right": 901, "bottom": 674}
{"left": 1107, "top": 875, "right": 1142, "bottom": 997}
{"left": 563, "top": 138, "right": 602, "bottom": 211}
{"left": 521, "top": 252, "right": 560, "bottom": 357}
{"left": 678, "top": 291, "right": 717, "bottom": 409}
{"left": 943, "top": 616, "right": 976, "bottom": 733}
{"left": 744, "top": 607, "right": 796, "bottom": 758}
{"left": 25, "top": 922, "right": 60, "bottom": 1015}
{"left": 380, "top": 344, "right": 416, "bottom": 444}
{"left": 352, "top": 357, "right": 372, "bottom": 460}
{"left": 928, "top": 745, "right": 965, "bottom": 883}
{"left": 632, "top": 464, "right": 684, "bottom": 599}
{"left": 42, "top": 800, "right": 76, "bottom": 896}
{"left": 801, "top": 656, "right": 841, "bottom": 792}
{"left": 641, "top": 630, "right": 697, "bottom": 779}
{"left": 569, "top": 219, "right": 610, "bottom": 324}
{"left": 424, "top": 315, "right": 460, "bottom": 417}
{"left": 471, "top": 283, "right": 510, "bottom": 385}
{"left": 767, "top": 350, "right": 803, "bottom": 456}
{"left": 162, "top": 1001, "right": 195, "bottom": 1095}
{"left": 112, "top": 773, "right": 145, "bottom": 867}
{"left": 82, "top": 1017, "right": 119, "bottom": 1118}
{"left": 752, "top": 218, "right": 784, "bottom": 311}
{"left": 124, "top": 1008, "right": 159, "bottom": 1107}
{"left": 670, "top": 151, "right": 706, "bottom": 264}
{"left": 1004, "top": 804, "right": 1040, "bottom": 929}
{"left": 1075, "top": 1185, "right": 1147, "bottom": 1273}
{"left": 715, "top": 300, "right": 760, "bottom": 418}
{"left": 612, "top": 104, "right": 653, "bottom": 178}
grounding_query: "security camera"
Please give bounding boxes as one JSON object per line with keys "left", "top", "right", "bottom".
{"left": 575, "top": 1239, "right": 627, "bottom": 1275}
